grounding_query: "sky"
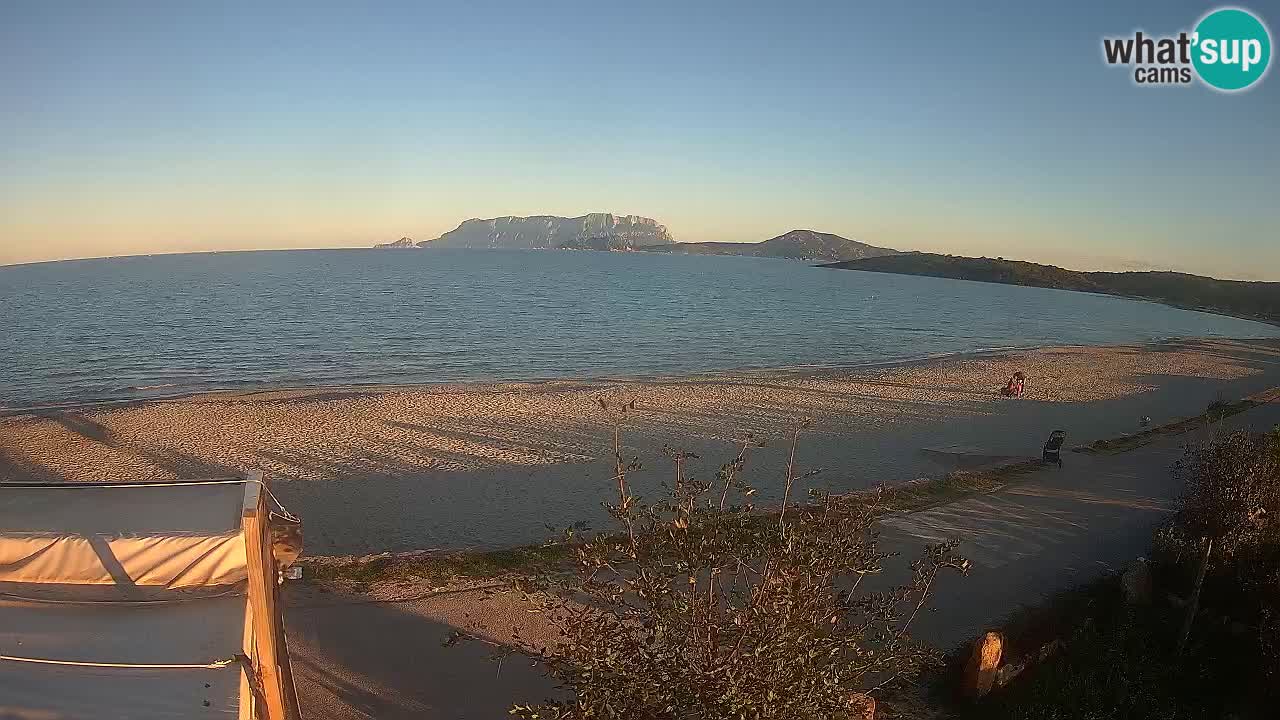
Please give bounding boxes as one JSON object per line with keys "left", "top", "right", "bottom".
{"left": 1, "top": 1, "right": 1277, "bottom": 278}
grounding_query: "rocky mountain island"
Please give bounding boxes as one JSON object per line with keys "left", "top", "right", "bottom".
{"left": 413, "top": 213, "right": 675, "bottom": 250}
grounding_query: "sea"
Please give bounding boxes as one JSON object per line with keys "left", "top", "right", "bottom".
{"left": 2, "top": 248, "right": 1276, "bottom": 410}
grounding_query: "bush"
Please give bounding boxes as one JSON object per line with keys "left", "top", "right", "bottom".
{"left": 1165, "top": 429, "right": 1279, "bottom": 546}
{"left": 1156, "top": 430, "right": 1280, "bottom": 660}
{"left": 972, "top": 430, "right": 1280, "bottom": 720}
{"left": 507, "top": 408, "right": 968, "bottom": 719}
{"left": 1153, "top": 429, "right": 1280, "bottom": 699}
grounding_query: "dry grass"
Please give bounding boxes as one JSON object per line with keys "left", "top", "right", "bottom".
{"left": 302, "top": 544, "right": 568, "bottom": 594}
{"left": 864, "top": 460, "right": 1045, "bottom": 513}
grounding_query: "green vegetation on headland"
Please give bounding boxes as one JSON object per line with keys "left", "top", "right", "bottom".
{"left": 823, "top": 252, "right": 1280, "bottom": 324}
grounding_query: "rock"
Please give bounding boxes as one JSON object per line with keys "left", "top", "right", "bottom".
{"left": 560, "top": 236, "right": 648, "bottom": 252}
{"left": 422, "top": 213, "right": 675, "bottom": 250}
{"left": 374, "top": 237, "right": 417, "bottom": 249}
{"left": 1121, "top": 558, "right": 1153, "bottom": 605}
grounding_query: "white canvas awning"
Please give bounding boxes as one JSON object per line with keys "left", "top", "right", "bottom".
{"left": 0, "top": 476, "right": 301, "bottom": 720}
{"left": 0, "top": 594, "right": 249, "bottom": 720}
{"left": 0, "top": 533, "right": 248, "bottom": 587}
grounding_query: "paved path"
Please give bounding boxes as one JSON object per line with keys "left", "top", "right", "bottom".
{"left": 883, "top": 399, "right": 1280, "bottom": 648}
{"left": 284, "top": 400, "right": 1280, "bottom": 718}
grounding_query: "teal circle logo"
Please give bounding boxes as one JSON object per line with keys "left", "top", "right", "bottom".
{"left": 1192, "top": 8, "right": 1271, "bottom": 91}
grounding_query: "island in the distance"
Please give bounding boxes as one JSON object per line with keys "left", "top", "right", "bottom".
{"left": 641, "top": 229, "right": 898, "bottom": 263}
{"left": 376, "top": 213, "right": 675, "bottom": 250}
{"left": 823, "top": 252, "right": 1280, "bottom": 324}
{"left": 376, "top": 215, "right": 900, "bottom": 262}
{"left": 375, "top": 237, "right": 417, "bottom": 249}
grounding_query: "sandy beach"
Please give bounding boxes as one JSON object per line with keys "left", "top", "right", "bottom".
{"left": 3, "top": 337, "right": 1280, "bottom": 554}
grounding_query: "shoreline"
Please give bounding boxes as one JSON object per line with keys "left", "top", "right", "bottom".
{"left": 4, "top": 337, "right": 1280, "bottom": 554}
{"left": 0, "top": 336, "right": 1230, "bottom": 417}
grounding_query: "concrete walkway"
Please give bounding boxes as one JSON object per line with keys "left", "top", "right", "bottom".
{"left": 284, "top": 400, "right": 1280, "bottom": 719}
{"left": 883, "top": 399, "right": 1280, "bottom": 648}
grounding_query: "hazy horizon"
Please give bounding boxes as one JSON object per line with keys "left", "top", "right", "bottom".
{"left": 3, "top": 1, "right": 1277, "bottom": 279}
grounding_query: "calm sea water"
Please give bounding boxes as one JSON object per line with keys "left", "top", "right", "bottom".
{"left": 1, "top": 249, "right": 1276, "bottom": 409}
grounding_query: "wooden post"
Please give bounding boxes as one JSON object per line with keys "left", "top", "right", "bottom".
{"left": 243, "top": 470, "right": 299, "bottom": 720}
{"left": 962, "top": 631, "right": 1004, "bottom": 699}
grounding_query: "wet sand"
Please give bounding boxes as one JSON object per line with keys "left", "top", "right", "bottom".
{"left": 3, "top": 338, "right": 1280, "bottom": 553}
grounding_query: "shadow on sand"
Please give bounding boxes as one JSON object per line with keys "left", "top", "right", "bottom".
{"left": 285, "top": 588, "right": 556, "bottom": 720}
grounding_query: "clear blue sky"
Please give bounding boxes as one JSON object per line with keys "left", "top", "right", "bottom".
{"left": 2, "top": 1, "right": 1276, "bottom": 277}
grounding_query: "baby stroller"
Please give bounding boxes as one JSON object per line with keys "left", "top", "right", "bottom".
{"left": 1042, "top": 430, "right": 1066, "bottom": 467}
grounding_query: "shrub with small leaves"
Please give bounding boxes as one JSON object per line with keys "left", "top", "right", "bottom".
{"left": 1166, "top": 429, "right": 1278, "bottom": 548}
{"left": 507, "top": 402, "right": 968, "bottom": 719}
{"left": 1155, "top": 429, "right": 1280, "bottom": 692}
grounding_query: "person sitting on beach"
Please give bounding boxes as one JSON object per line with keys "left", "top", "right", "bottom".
{"left": 1002, "top": 371, "right": 1027, "bottom": 398}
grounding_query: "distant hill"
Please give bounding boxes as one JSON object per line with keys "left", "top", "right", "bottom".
{"left": 823, "top": 252, "right": 1280, "bottom": 323}
{"left": 643, "top": 230, "right": 899, "bottom": 262}
{"left": 417, "top": 213, "right": 674, "bottom": 250}
{"left": 754, "top": 230, "right": 899, "bottom": 261}
{"left": 374, "top": 237, "right": 417, "bottom": 249}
